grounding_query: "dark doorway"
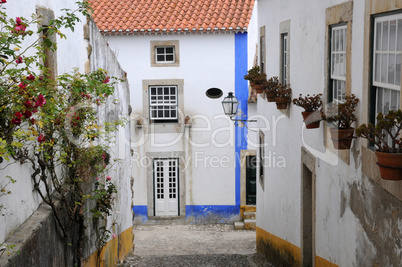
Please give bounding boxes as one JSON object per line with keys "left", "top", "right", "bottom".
{"left": 246, "top": 156, "right": 257, "bottom": 205}
{"left": 301, "top": 164, "right": 314, "bottom": 267}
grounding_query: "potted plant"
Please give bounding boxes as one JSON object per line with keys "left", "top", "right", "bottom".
{"left": 292, "top": 94, "right": 323, "bottom": 129}
{"left": 324, "top": 94, "right": 359, "bottom": 149}
{"left": 265, "top": 76, "right": 279, "bottom": 102}
{"left": 136, "top": 118, "right": 143, "bottom": 128}
{"left": 274, "top": 84, "right": 292, "bottom": 109}
{"left": 184, "top": 115, "right": 191, "bottom": 127}
{"left": 244, "top": 66, "right": 267, "bottom": 93}
{"left": 356, "top": 109, "right": 402, "bottom": 180}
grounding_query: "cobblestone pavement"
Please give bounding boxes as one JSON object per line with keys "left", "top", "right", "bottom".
{"left": 119, "top": 224, "right": 274, "bottom": 267}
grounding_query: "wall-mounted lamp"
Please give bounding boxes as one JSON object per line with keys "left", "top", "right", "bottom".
{"left": 221, "top": 92, "right": 256, "bottom": 124}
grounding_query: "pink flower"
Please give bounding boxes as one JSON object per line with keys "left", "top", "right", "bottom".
{"left": 18, "top": 82, "right": 27, "bottom": 90}
{"left": 35, "top": 94, "right": 46, "bottom": 107}
{"left": 102, "top": 153, "right": 106, "bottom": 160}
{"left": 11, "top": 118, "right": 21, "bottom": 125}
{"left": 112, "top": 234, "right": 116, "bottom": 239}
{"left": 26, "top": 74, "right": 35, "bottom": 81}
{"left": 23, "top": 100, "right": 32, "bottom": 108}
{"left": 15, "top": 112, "right": 23, "bottom": 119}
{"left": 106, "top": 176, "right": 111, "bottom": 181}
{"left": 103, "top": 77, "right": 110, "bottom": 84}
{"left": 15, "top": 57, "right": 23, "bottom": 64}
{"left": 96, "top": 177, "right": 99, "bottom": 181}
{"left": 13, "top": 17, "right": 26, "bottom": 34}
{"left": 1, "top": 0, "right": 7, "bottom": 4}
{"left": 37, "top": 134, "right": 46, "bottom": 143}
{"left": 23, "top": 110, "right": 32, "bottom": 118}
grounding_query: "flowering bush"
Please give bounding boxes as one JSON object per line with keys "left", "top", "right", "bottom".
{"left": 0, "top": 1, "right": 124, "bottom": 265}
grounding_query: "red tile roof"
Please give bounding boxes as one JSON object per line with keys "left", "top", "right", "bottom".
{"left": 88, "top": 0, "right": 255, "bottom": 34}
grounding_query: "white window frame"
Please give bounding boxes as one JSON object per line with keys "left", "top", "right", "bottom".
{"left": 149, "top": 85, "right": 178, "bottom": 122}
{"left": 373, "top": 14, "right": 402, "bottom": 116}
{"left": 330, "top": 24, "right": 347, "bottom": 103}
{"left": 155, "top": 46, "right": 175, "bottom": 63}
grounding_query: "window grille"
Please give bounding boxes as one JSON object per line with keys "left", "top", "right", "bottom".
{"left": 149, "top": 86, "right": 178, "bottom": 122}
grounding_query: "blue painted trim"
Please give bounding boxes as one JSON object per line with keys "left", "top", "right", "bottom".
{"left": 235, "top": 32, "right": 248, "bottom": 207}
{"left": 132, "top": 205, "right": 148, "bottom": 216}
{"left": 186, "top": 205, "right": 239, "bottom": 223}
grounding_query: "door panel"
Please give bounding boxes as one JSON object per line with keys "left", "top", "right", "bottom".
{"left": 154, "top": 159, "right": 179, "bottom": 216}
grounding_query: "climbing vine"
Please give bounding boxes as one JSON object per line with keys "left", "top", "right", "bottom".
{"left": 0, "top": 1, "right": 125, "bottom": 266}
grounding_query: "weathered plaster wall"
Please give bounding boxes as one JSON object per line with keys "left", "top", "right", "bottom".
{"left": 256, "top": 0, "right": 402, "bottom": 266}
{"left": 85, "top": 19, "right": 133, "bottom": 263}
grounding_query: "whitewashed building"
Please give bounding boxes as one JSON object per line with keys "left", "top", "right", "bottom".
{"left": 89, "top": 0, "right": 259, "bottom": 223}
{"left": 255, "top": 0, "right": 402, "bottom": 266}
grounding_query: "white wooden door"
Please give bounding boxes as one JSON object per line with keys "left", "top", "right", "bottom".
{"left": 154, "top": 159, "right": 179, "bottom": 216}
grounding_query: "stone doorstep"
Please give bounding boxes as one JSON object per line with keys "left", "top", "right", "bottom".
{"left": 244, "top": 219, "right": 256, "bottom": 230}
{"left": 243, "top": 212, "right": 256, "bottom": 220}
{"left": 234, "top": 221, "right": 245, "bottom": 230}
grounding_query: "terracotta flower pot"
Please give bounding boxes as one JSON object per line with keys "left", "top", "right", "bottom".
{"left": 275, "top": 97, "right": 289, "bottom": 109}
{"left": 301, "top": 111, "right": 321, "bottom": 129}
{"left": 251, "top": 83, "right": 265, "bottom": 94}
{"left": 375, "top": 151, "right": 402, "bottom": 181}
{"left": 329, "top": 127, "right": 355, "bottom": 149}
{"left": 265, "top": 90, "right": 276, "bottom": 102}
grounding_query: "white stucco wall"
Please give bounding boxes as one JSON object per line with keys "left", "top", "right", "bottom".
{"left": 255, "top": 0, "right": 399, "bottom": 265}
{"left": 106, "top": 33, "right": 238, "bottom": 208}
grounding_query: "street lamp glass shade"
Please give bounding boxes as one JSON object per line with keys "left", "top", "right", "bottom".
{"left": 222, "top": 92, "right": 239, "bottom": 118}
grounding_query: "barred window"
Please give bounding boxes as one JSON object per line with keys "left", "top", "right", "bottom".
{"left": 149, "top": 86, "right": 178, "bottom": 123}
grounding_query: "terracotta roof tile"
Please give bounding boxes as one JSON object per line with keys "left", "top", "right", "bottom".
{"left": 88, "top": 0, "right": 254, "bottom": 34}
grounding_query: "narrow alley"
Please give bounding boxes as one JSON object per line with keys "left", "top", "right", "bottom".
{"left": 119, "top": 224, "right": 274, "bottom": 267}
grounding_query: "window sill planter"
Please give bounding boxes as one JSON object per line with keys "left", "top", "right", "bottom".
{"left": 265, "top": 90, "right": 276, "bottom": 102}
{"left": 250, "top": 82, "right": 265, "bottom": 94}
{"left": 301, "top": 111, "right": 321, "bottom": 129}
{"left": 329, "top": 127, "right": 354, "bottom": 150}
{"left": 275, "top": 97, "right": 290, "bottom": 109}
{"left": 375, "top": 151, "right": 402, "bottom": 181}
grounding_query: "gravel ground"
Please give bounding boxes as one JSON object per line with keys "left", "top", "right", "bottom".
{"left": 119, "top": 224, "right": 274, "bottom": 267}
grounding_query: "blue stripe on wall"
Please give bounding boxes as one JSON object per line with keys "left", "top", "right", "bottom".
{"left": 235, "top": 32, "right": 248, "bottom": 207}
{"left": 133, "top": 205, "right": 148, "bottom": 216}
{"left": 133, "top": 205, "right": 239, "bottom": 223}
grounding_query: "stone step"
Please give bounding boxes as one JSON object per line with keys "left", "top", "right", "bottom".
{"left": 243, "top": 211, "right": 256, "bottom": 220}
{"left": 234, "top": 221, "right": 245, "bottom": 230}
{"left": 244, "top": 219, "right": 256, "bottom": 230}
